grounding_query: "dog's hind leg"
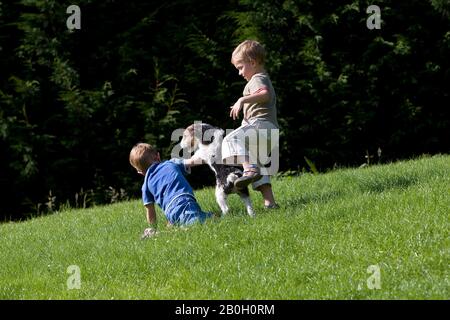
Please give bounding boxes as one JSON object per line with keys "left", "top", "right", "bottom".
{"left": 237, "top": 189, "right": 255, "bottom": 217}
{"left": 215, "top": 186, "right": 229, "bottom": 215}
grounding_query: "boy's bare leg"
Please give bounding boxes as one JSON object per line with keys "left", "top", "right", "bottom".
{"left": 256, "top": 183, "right": 278, "bottom": 207}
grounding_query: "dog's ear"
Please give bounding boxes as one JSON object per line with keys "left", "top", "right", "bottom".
{"left": 186, "top": 124, "right": 195, "bottom": 135}
{"left": 188, "top": 123, "right": 222, "bottom": 145}
{"left": 200, "top": 123, "right": 217, "bottom": 145}
{"left": 192, "top": 123, "right": 203, "bottom": 141}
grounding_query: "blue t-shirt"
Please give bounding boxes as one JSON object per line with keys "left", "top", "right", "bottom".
{"left": 142, "top": 159, "right": 193, "bottom": 212}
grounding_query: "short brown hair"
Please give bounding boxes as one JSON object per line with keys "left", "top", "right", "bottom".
{"left": 129, "top": 143, "right": 159, "bottom": 172}
{"left": 231, "top": 40, "right": 266, "bottom": 65}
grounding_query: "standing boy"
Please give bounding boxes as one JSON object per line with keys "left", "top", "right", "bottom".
{"left": 223, "top": 40, "right": 279, "bottom": 209}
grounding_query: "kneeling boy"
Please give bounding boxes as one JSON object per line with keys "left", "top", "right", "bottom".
{"left": 129, "top": 143, "right": 212, "bottom": 237}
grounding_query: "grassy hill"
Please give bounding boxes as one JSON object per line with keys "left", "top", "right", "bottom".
{"left": 0, "top": 155, "right": 449, "bottom": 299}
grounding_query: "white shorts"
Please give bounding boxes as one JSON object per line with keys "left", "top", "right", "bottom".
{"left": 222, "top": 119, "right": 279, "bottom": 189}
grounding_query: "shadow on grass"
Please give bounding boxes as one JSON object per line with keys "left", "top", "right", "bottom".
{"left": 281, "top": 172, "right": 420, "bottom": 211}
{"left": 357, "top": 173, "right": 420, "bottom": 194}
{"left": 282, "top": 190, "right": 344, "bottom": 209}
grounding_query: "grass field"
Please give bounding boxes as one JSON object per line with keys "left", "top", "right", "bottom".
{"left": 0, "top": 155, "right": 449, "bottom": 299}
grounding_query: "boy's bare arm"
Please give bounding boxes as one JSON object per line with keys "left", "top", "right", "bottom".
{"left": 141, "top": 204, "right": 159, "bottom": 239}
{"left": 241, "top": 87, "right": 270, "bottom": 104}
{"left": 230, "top": 88, "right": 269, "bottom": 119}
{"left": 184, "top": 157, "right": 204, "bottom": 168}
{"left": 145, "top": 204, "right": 157, "bottom": 227}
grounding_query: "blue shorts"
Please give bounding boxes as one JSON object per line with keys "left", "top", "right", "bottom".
{"left": 166, "top": 195, "right": 212, "bottom": 226}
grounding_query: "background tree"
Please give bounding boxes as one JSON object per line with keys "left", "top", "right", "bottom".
{"left": 0, "top": 0, "right": 448, "bottom": 219}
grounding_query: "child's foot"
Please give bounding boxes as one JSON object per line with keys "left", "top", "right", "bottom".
{"left": 264, "top": 203, "right": 279, "bottom": 209}
{"left": 234, "top": 168, "right": 262, "bottom": 188}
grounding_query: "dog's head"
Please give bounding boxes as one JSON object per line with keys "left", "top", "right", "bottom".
{"left": 180, "top": 124, "right": 198, "bottom": 152}
{"left": 180, "top": 123, "right": 223, "bottom": 153}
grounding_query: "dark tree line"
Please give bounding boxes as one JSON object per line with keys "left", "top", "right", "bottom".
{"left": 1, "top": 0, "right": 449, "bottom": 219}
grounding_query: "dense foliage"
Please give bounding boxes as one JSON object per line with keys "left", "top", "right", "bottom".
{"left": 1, "top": 0, "right": 449, "bottom": 219}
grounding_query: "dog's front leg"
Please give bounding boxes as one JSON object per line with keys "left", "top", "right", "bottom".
{"left": 215, "top": 186, "right": 229, "bottom": 215}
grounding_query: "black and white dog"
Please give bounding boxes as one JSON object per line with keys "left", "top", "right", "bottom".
{"left": 180, "top": 123, "right": 255, "bottom": 217}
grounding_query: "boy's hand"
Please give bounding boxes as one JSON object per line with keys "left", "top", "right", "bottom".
{"left": 230, "top": 98, "right": 243, "bottom": 120}
{"left": 141, "top": 227, "right": 158, "bottom": 239}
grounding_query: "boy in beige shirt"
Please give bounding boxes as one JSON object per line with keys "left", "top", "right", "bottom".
{"left": 223, "top": 40, "right": 279, "bottom": 209}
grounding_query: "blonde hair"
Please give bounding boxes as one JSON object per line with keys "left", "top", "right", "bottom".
{"left": 231, "top": 40, "right": 266, "bottom": 65}
{"left": 129, "top": 143, "right": 159, "bottom": 172}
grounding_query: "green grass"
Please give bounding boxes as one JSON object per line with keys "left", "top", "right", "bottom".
{"left": 1, "top": 155, "right": 449, "bottom": 299}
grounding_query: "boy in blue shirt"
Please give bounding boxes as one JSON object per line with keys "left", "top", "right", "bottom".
{"left": 129, "top": 143, "right": 212, "bottom": 238}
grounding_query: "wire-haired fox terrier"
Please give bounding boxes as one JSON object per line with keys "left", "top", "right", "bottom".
{"left": 180, "top": 123, "right": 255, "bottom": 217}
